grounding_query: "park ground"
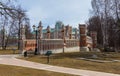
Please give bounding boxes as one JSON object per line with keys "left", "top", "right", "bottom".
{"left": 0, "top": 50, "right": 120, "bottom": 76}
{"left": 20, "top": 52, "right": 120, "bottom": 74}
{"left": 0, "top": 50, "right": 76, "bottom": 76}
{"left": 0, "top": 64, "right": 75, "bottom": 76}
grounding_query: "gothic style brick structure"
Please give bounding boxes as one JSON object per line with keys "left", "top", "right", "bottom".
{"left": 20, "top": 22, "right": 97, "bottom": 54}
{"left": 42, "top": 24, "right": 79, "bottom": 39}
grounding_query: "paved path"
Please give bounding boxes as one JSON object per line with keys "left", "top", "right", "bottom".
{"left": 0, "top": 55, "right": 120, "bottom": 76}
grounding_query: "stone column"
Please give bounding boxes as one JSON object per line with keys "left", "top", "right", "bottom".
{"left": 38, "top": 21, "right": 43, "bottom": 54}
{"left": 61, "top": 25, "right": 66, "bottom": 53}
{"left": 69, "top": 26, "right": 72, "bottom": 39}
{"left": 19, "top": 25, "right": 26, "bottom": 54}
{"left": 61, "top": 25, "right": 65, "bottom": 39}
{"left": 47, "top": 26, "right": 51, "bottom": 39}
{"left": 90, "top": 31, "right": 100, "bottom": 52}
{"left": 91, "top": 31, "right": 97, "bottom": 48}
{"left": 75, "top": 28, "right": 78, "bottom": 39}
{"left": 79, "top": 24, "right": 89, "bottom": 52}
{"left": 38, "top": 21, "right": 42, "bottom": 39}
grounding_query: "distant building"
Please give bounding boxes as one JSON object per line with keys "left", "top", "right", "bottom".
{"left": 21, "top": 23, "right": 96, "bottom": 53}
{"left": 42, "top": 24, "right": 79, "bottom": 39}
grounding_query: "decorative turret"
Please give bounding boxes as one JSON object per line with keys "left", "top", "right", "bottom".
{"left": 75, "top": 28, "right": 78, "bottom": 39}
{"left": 69, "top": 26, "right": 72, "bottom": 39}
{"left": 20, "top": 25, "right": 26, "bottom": 40}
{"left": 38, "top": 21, "right": 43, "bottom": 39}
{"left": 61, "top": 24, "right": 65, "bottom": 39}
{"left": 90, "top": 31, "right": 100, "bottom": 52}
{"left": 91, "top": 31, "right": 97, "bottom": 48}
{"left": 79, "top": 24, "right": 89, "bottom": 52}
{"left": 38, "top": 21, "right": 43, "bottom": 54}
{"left": 61, "top": 24, "right": 66, "bottom": 53}
{"left": 19, "top": 24, "right": 26, "bottom": 54}
{"left": 47, "top": 25, "right": 51, "bottom": 39}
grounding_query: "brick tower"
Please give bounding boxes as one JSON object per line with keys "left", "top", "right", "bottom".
{"left": 19, "top": 25, "right": 26, "bottom": 54}
{"left": 91, "top": 31, "right": 97, "bottom": 48}
{"left": 61, "top": 24, "right": 66, "bottom": 53}
{"left": 38, "top": 21, "right": 43, "bottom": 39}
{"left": 79, "top": 24, "right": 89, "bottom": 52}
{"left": 47, "top": 26, "right": 51, "bottom": 39}
{"left": 90, "top": 31, "right": 100, "bottom": 52}
{"left": 38, "top": 21, "right": 43, "bottom": 54}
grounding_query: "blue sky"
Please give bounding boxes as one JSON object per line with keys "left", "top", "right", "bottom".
{"left": 18, "top": 0, "right": 92, "bottom": 28}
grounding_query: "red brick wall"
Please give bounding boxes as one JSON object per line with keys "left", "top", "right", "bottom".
{"left": 24, "top": 39, "right": 80, "bottom": 51}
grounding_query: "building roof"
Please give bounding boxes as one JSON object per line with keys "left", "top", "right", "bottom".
{"left": 42, "top": 28, "right": 55, "bottom": 33}
{"left": 32, "top": 27, "right": 78, "bottom": 34}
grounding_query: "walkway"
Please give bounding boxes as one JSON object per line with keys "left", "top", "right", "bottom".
{"left": 0, "top": 55, "right": 120, "bottom": 76}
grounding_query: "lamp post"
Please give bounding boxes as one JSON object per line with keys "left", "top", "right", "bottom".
{"left": 32, "top": 25, "right": 38, "bottom": 55}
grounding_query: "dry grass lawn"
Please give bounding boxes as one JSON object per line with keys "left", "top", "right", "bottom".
{"left": 0, "top": 64, "right": 76, "bottom": 76}
{"left": 0, "top": 49, "right": 18, "bottom": 54}
{"left": 21, "top": 52, "right": 120, "bottom": 74}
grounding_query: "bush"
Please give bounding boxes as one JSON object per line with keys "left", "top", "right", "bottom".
{"left": 103, "top": 47, "right": 115, "bottom": 52}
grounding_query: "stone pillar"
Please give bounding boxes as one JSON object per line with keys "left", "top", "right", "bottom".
{"left": 91, "top": 31, "right": 97, "bottom": 48}
{"left": 75, "top": 28, "right": 78, "bottom": 39}
{"left": 19, "top": 25, "right": 26, "bottom": 54}
{"left": 61, "top": 25, "right": 66, "bottom": 53}
{"left": 69, "top": 26, "right": 72, "bottom": 39}
{"left": 38, "top": 21, "right": 43, "bottom": 39}
{"left": 38, "top": 21, "right": 43, "bottom": 54}
{"left": 47, "top": 26, "right": 51, "bottom": 39}
{"left": 90, "top": 31, "right": 100, "bottom": 52}
{"left": 61, "top": 25, "right": 65, "bottom": 39}
{"left": 79, "top": 24, "right": 89, "bottom": 52}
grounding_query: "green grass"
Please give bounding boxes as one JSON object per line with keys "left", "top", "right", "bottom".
{"left": 21, "top": 52, "right": 120, "bottom": 74}
{"left": 0, "top": 64, "right": 76, "bottom": 76}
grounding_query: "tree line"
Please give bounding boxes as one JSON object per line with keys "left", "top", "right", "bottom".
{"left": 87, "top": 0, "right": 120, "bottom": 51}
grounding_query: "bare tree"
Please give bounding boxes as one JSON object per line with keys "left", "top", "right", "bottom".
{"left": 88, "top": 0, "right": 120, "bottom": 51}
{"left": 0, "top": 0, "right": 30, "bottom": 50}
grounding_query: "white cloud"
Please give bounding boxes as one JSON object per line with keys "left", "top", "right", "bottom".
{"left": 18, "top": 0, "right": 92, "bottom": 28}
